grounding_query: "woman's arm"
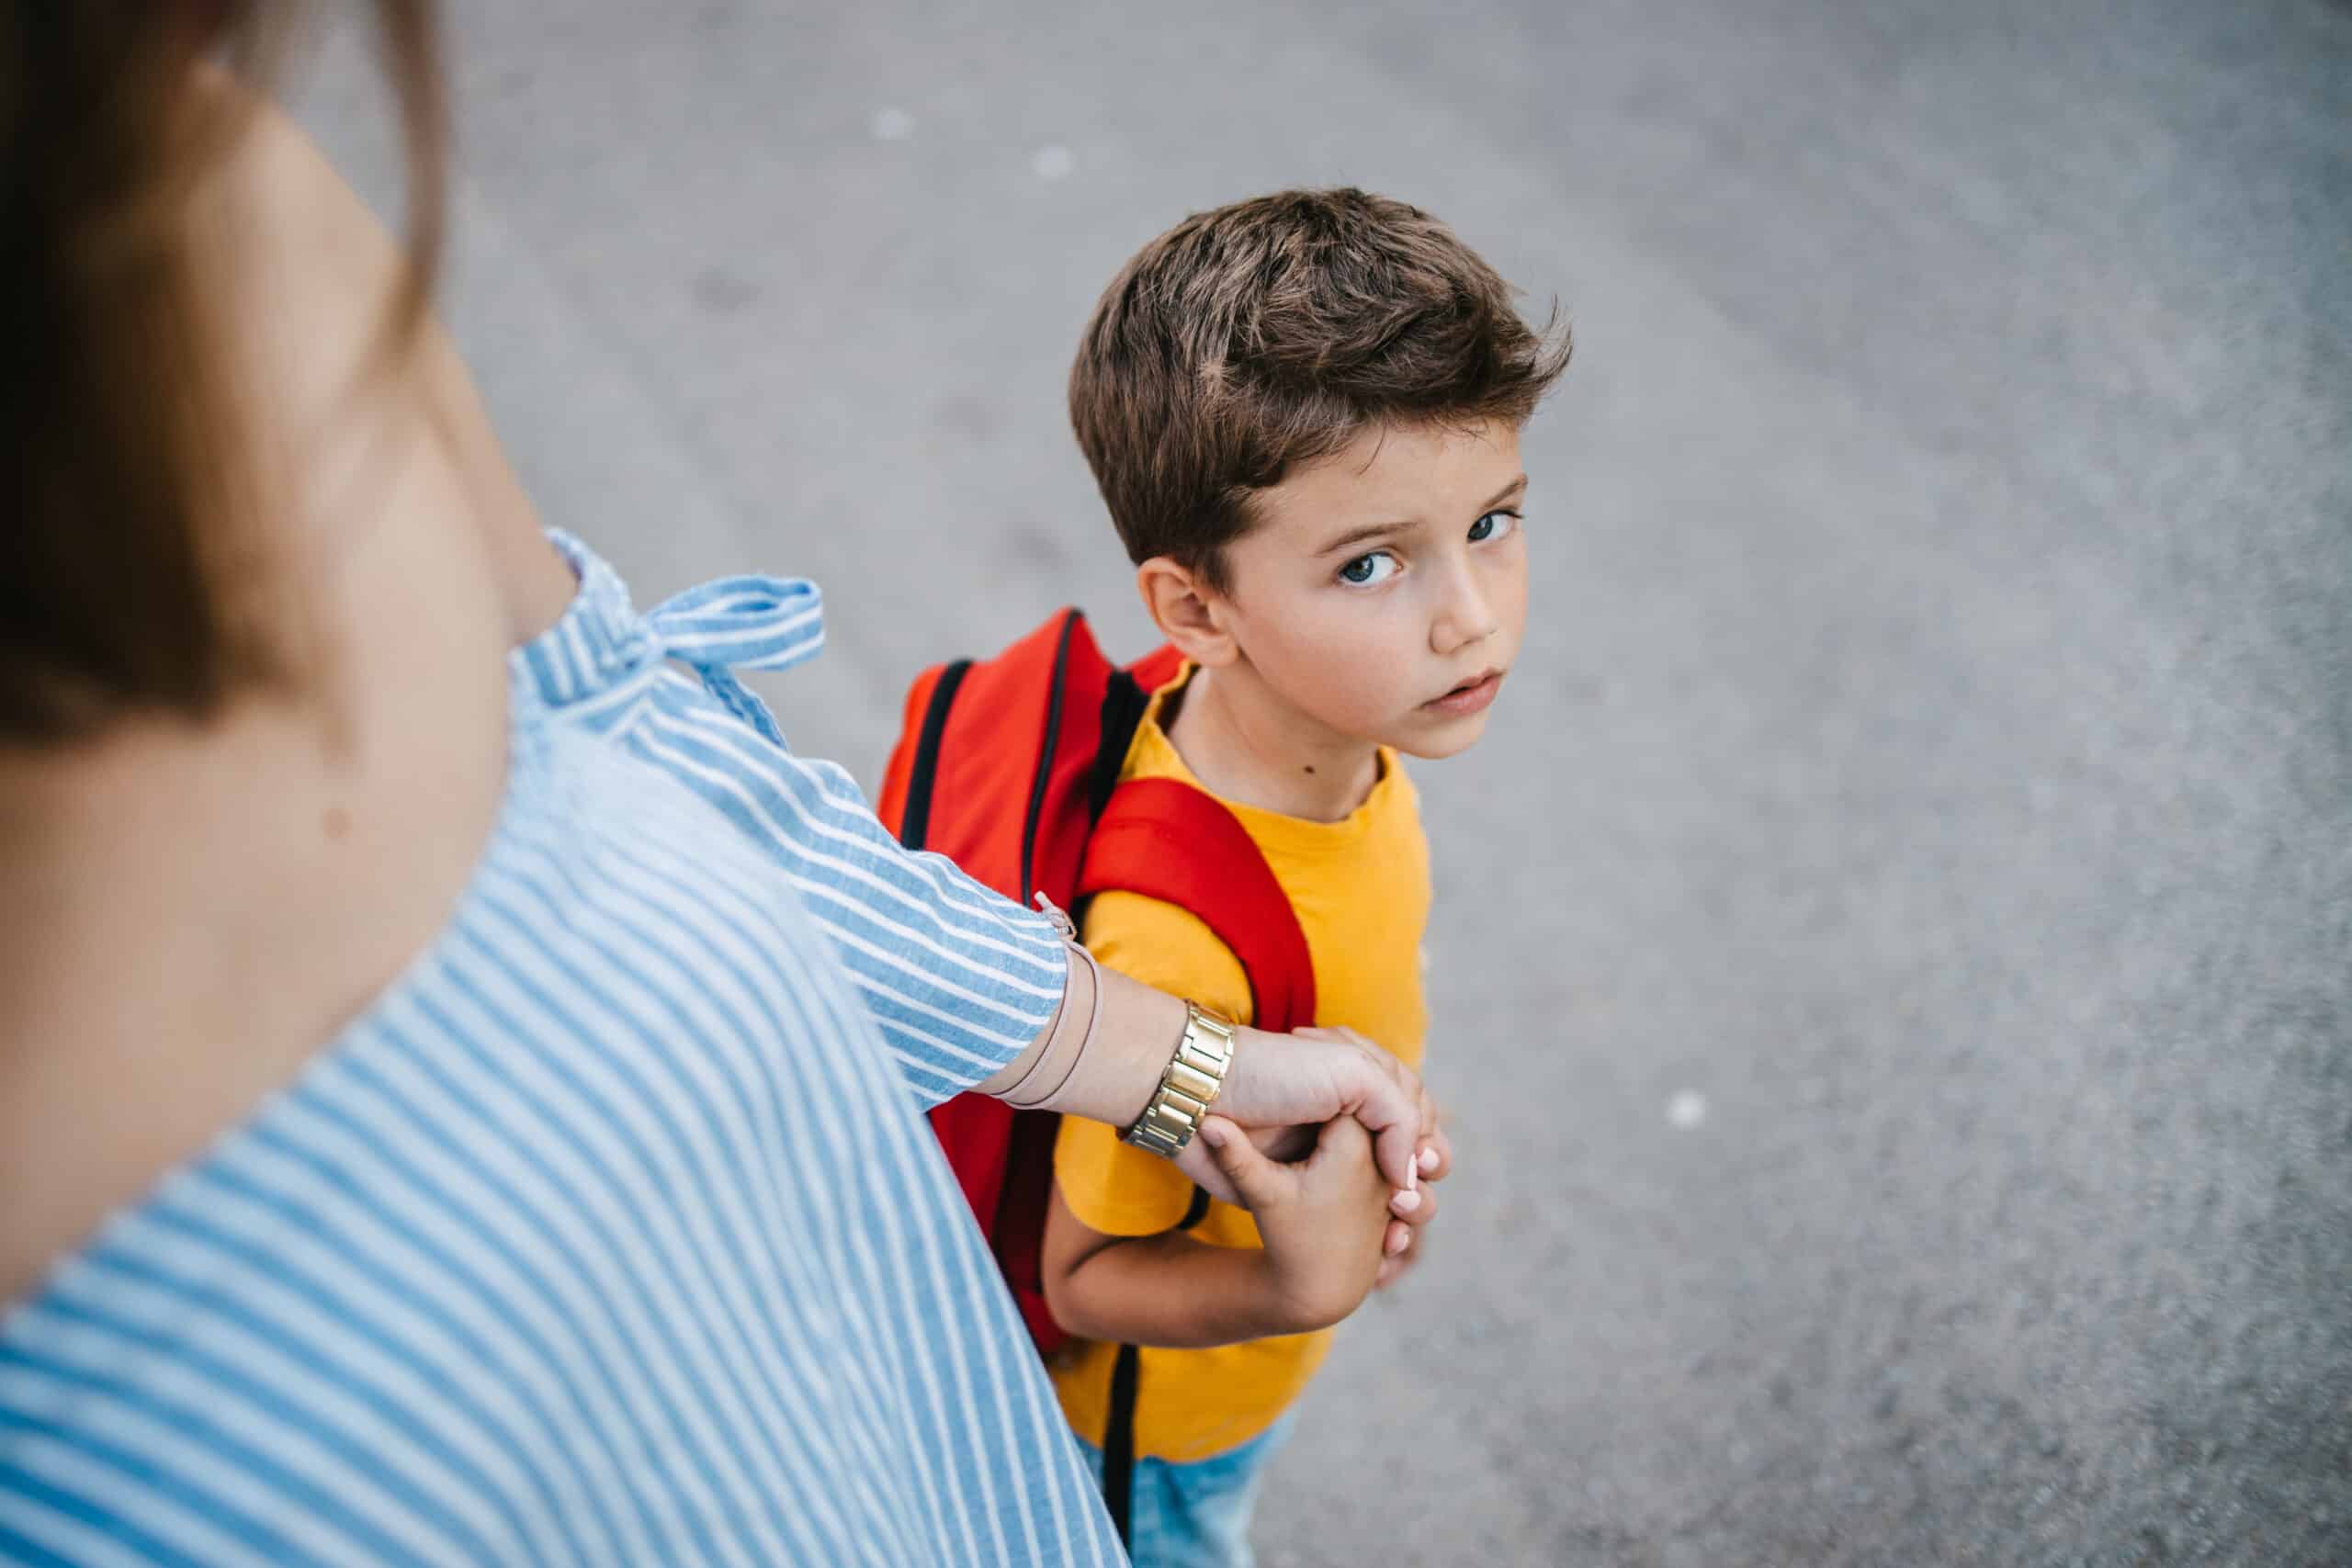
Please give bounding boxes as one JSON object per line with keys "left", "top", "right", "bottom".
{"left": 488, "top": 521, "right": 1440, "bottom": 1193}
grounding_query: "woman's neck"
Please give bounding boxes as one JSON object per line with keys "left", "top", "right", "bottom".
{"left": 1163, "top": 663, "right": 1383, "bottom": 824}
{"left": 0, "top": 497, "right": 513, "bottom": 1304}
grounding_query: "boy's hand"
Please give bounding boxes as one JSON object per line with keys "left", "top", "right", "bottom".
{"left": 1197, "top": 1114, "right": 1389, "bottom": 1335}
{"left": 1211, "top": 1104, "right": 1450, "bottom": 1283}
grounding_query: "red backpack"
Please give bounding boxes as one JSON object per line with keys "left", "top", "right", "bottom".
{"left": 875, "top": 609, "right": 1317, "bottom": 1356}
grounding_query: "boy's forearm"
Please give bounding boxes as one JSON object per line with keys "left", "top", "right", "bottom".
{"left": 1051, "top": 1233, "right": 1303, "bottom": 1348}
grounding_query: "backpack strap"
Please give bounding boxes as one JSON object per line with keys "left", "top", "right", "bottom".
{"left": 1101, "top": 1343, "right": 1144, "bottom": 1551}
{"left": 1075, "top": 778, "right": 1317, "bottom": 1035}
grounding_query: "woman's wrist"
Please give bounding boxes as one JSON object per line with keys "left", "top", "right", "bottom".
{"left": 1118, "top": 999, "right": 1239, "bottom": 1160}
{"left": 976, "top": 938, "right": 1103, "bottom": 1108}
{"left": 986, "top": 959, "right": 1189, "bottom": 1128}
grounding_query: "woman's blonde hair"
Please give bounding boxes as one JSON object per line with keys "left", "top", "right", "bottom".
{"left": 0, "top": 2, "right": 445, "bottom": 740}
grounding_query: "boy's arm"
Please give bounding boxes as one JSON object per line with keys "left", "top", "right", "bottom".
{"left": 1043, "top": 1116, "right": 1392, "bottom": 1348}
{"left": 1044, "top": 891, "right": 1383, "bottom": 1344}
{"left": 1042, "top": 1187, "right": 1295, "bottom": 1348}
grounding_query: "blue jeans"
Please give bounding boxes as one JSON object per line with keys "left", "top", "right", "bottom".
{"left": 1078, "top": 1415, "right": 1297, "bottom": 1568}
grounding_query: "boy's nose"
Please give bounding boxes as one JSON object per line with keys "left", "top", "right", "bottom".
{"left": 1430, "top": 567, "right": 1501, "bottom": 657}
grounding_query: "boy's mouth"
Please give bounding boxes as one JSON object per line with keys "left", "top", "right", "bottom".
{"left": 1423, "top": 668, "right": 1505, "bottom": 717}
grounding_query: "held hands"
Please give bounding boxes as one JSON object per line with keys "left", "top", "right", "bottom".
{"left": 1176, "top": 1022, "right": 1457, "bottom": 1321}
{"left": 1173, "top": 1024, "right": 1451, "bottom": 1209}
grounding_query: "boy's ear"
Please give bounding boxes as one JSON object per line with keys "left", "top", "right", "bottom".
{"left": 1136, "top": 557, "right": 1240, "bottom": 668}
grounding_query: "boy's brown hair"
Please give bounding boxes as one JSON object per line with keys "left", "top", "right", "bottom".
{"left": 1069, "top": 187, "right": 1569, "bottom": 589}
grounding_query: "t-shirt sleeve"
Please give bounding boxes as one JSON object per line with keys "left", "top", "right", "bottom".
{"left": 1054, "top": 890, "right": 1256, "bottom": 1238}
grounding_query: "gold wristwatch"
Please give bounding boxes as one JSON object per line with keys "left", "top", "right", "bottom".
{"left": 1121, "top": 1000, "right": 1238, "bottom": 1158}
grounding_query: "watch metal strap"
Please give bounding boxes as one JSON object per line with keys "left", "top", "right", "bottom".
{"left": 1121, "top": 1001, "right": 1238, "bottom": 1158}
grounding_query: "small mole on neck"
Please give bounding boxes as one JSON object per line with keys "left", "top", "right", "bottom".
{"left": 1303, "top": 765, "right": 1316, "bottom": 775}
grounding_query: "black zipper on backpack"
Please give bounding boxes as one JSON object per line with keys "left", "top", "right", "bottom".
{"left": 898, "top": 659, "right": 971, "bottom": 852}
{"left": 1016, "top": 612, "right": 1081, "bottom": 897}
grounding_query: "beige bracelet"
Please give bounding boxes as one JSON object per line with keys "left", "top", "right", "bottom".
{"left": 997, "top": 933, "right": 1104, "bottom": 1111}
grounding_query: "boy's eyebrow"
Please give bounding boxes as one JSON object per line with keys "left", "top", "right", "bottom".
{"left": 1316, "top": 519, "right": 1417, "bottom": 558}
{"left": 1477, "top": 474, "right": 1532, "bottom": 513}
{"left": 1315, "top": 474, "right": 1530, "bottom": 557}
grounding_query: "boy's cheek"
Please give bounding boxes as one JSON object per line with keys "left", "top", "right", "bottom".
{"left": 1233, "top": 581, "right": 1441, "bottom": 741}
{"left": 1283, "top": 641, "right": 1417, "bottom": 735}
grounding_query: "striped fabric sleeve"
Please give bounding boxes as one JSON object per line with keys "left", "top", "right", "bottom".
{"left": 623, "top": 679, "right": 1069, "bottom": 1106}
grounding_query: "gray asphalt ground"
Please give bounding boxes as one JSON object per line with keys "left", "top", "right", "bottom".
{"left": 297, "top": 2, "right": 2351, "bottom": 1562}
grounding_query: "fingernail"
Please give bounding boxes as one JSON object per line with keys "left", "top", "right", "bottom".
{"left": 1199, "top": 1121, "right": 1226, "bottom": 1149}
{"left": 1386, "top": 1229, "right": 1409, "bottom": 1255}
{"left": 1390, "top": 1189, "right": 1421, "bottom": 1214}
{"left": 1419, "top": 1147, "right": 1441, "bottom": 1175}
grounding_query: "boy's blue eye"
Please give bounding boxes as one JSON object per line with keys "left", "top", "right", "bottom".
{"left": 1337, "top": 551, "right": 1400, "bottom": 587}
{"left": 1469, "top": 510, "right": 1520, "bottom": 544}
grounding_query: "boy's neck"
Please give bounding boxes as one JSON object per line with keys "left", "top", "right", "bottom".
{"left": 1164, "top": 664, "right": 1383, "bottom": 824}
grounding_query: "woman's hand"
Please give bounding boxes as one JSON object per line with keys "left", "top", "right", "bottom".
{"left": 1377, "top": 1116, "right": 1451, "bottom": 1286}
{"left": 1173, "top": 1023, "right": 1441, "bottom": 1204}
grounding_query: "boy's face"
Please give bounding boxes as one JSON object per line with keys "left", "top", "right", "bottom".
{"left": 1209, "top": 418, "right": 1529, "bottom": 761}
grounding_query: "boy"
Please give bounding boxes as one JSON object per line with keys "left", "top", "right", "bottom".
{"left": 1042, "top": 188, "right": 1568, "bottom": 1564}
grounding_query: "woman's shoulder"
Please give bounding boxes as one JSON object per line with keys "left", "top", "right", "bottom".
{"left": 478, "top": 706, "right": 852, "bottom": 987}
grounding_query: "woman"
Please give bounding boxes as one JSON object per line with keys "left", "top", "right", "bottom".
{"left": 0, "top": 7, "right": 1443, "bottom": 1563}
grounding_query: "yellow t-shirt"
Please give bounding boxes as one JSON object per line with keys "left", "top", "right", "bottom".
{"left": 1051, "top": 670, "right": 1431, "bottom": 1462}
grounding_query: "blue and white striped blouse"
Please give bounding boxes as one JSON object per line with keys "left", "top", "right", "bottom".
{"left": 0, "top": 536, "right": 1125, "bottom": 1565}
